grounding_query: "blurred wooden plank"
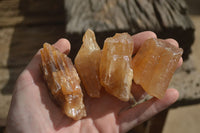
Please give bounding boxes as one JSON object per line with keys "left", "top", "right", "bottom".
{"left": 64, "top": 0, "right": 194, "bottom": 60}
{"left": 0, "top": 0, "right": 66, "bottom": 126}
{"left": 0, "top": 25, "right": 65, "bottom": 93}
{"left": 0, "top": 16, "right": 65, "bottom": 27}
{"left": 0, "top": 0, "right": 65, "bottom": 27}
{"left": 65, "top": 0, "right": 194, "bottom": 34}
{"left": 0, "top": 0, "right": 64, "bottom": 16}
{"left": 0, "top": 24, "right": 65, "bottom": 125}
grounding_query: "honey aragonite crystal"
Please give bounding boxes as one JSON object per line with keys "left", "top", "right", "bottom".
{"left": 75, "top": 29, "right": 102, "bottom": 97}
{"left": 40, "top": 43, "right": 86, "bottom": 120}
{"left": 132, "top": 38, "right": 183, "bottom": 99}
{"left": 100, "top": 33, "right": 134, "bottom": 101}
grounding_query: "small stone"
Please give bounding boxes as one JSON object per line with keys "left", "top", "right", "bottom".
{"left": 40, "top": 43, "right": 86, "bottom": 120}
{"left": 100, "top": 33, "right": 134, "bottom": 101}
{"left": 75, "top": 29, "right": 102, "bottom": 97}
{"left": 132, "top": 38, "right": 183, "bottom": 99}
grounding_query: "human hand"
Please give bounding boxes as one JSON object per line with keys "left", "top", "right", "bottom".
{"left": 6, "top": 31, "right": 182, "bottom": 133}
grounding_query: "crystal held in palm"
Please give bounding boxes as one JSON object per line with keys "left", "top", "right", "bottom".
{"left": 40, "top": 43, "right": 86, "bottom": 120}
{"left": 132, "top": 38, "right": 183, "bottom": 99}
{"left": 100, "top": 33, "right": 134, "bottom": 102}
{"left": 75, "top": 29, "right": 102, "bottom": 97}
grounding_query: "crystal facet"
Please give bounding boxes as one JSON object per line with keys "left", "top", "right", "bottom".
{"left": 40, "top": 43, "right": 86, "bottom": 120}
{"left": 75, "top": 29, "right": 102, "bottom": 97}
{"left": 100, "top": 33, "right": 134, "bottom": 101}
{"left": 132, "top": 38, "right": 183, "bottom": 99}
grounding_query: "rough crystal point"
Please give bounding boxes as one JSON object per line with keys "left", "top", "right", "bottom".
{"left": 75, "top": 29, "right": 102, "bottom": 97}
{"left": 132, "top": 38, "right": 183, "bottom": 99}
{"left": 100, "top": 33, "right": 134, "bottom": 101}
{"left": 40, "top": 43, "right": 86, "bottom": 120}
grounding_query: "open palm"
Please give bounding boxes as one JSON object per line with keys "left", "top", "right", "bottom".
{"left": 6, "top": 31, "right": 182, "bottom": 133}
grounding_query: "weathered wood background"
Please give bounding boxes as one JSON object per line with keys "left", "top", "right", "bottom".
{"left": 0, "top": 0, "right": 66, "bottom": 125}
{"left": 0, "top": 0, "right": 199, "bottom": 127}
{"left": 65, "top": 0, "right": 194, "bottom": 60}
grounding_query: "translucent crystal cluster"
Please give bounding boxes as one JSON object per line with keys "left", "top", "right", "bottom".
{"left": 100, "top": 33, "right": 134, "bottom": 101}
{"left": 40, "top": 29, "right": 183, "bottom": 120}
{"left": 132, "top": 38, "right": 183, "bottom": 99}
{"left": 41, "top": 43, "right": 86, "bottom": 120}
{"left": 75, "top": 29, "right": 102, "bottom": 97}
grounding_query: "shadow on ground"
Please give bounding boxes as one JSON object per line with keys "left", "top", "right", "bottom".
{"left": 1, "top": 0, "right": 66, "bottom": 94}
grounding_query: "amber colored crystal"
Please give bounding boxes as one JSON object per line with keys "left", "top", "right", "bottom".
{"left": 40, "top": 43, "right": 86, "bottom": 120}
{"left": 132, "top": 38, "right": 183, "bottom": 99}
{"left": 100, "top": 33, "right": 134, "bottom": 101}
{"left": 75, "top": 29, "right": 102, "bottom": 97}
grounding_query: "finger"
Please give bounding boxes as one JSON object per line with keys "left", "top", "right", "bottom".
{"left": 165, "top": 38, "right": 179, "bottom": 48}
{"left": 119, "top": 88, "right": 179, "bottom": 133}
{"left": 177, "top": 57, "right": 183, "bottom": 69}
{"left": 53, "top": 38, "right": 71, "bottom": 54}
{"left": 132, "top": 31, "right": 157, "bottom": 54}
{"left": 165, "top": 39, "right": 183, "bottom": 69}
